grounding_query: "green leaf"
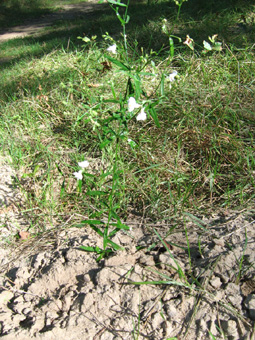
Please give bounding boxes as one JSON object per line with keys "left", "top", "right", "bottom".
{"left": 100, "top": 171, "right": 113, "bottom": 179}
{"left": 103, "top": 227, "right": 108, "bottom": 249}
{"left": 55, "top": 163, "right": 63, "bottom": 175}
{"left": 108, "top": 223, "right": 129, "bottom": 237}
{"left": 160, "top": 73, "right": 165, "bottom": 96}
{"left": 79, "top": 245, "right": 103, "bottom": 253}
{"left": 100, "top": 138, "right": 113, "bottom": 149}
{"left": 117, "top": 15, "right": 126, "bottom": 25}
{"left": 82, "top": 37, "right": 91, "bottom": 43}
{"left": 169, "top": 37, "right": 174, "bottom": 57}
{"left": 104, "top": 55, "right": 130, "bottom": 71}
{"left": 183, "top": 212, "right": 209, "bottom": 231}
{"left": 107, "top": 0, "right": 127, "bottom": 6}
{"left": 149, "top": 107, "right": 160, "bottom": 127}
{"left": 208, "top": 331, "right": 217, "bottom": 340}
{"left": 78, "top": 179, "right": 82, "bottom": 193}
{"left": 60, "top": 180, "right": 65, "bottom": 198}
{"left": 117, "top": 222, "right": 130, "bottom": 230}
{"left": 139, "top": 72, "right": 156, "bottom": 77}
{"left": 82, "top": 172, "right": 95, "bottom": 178}
{"left": 213, "top": 42, "right": 222, "bottom": 51}
{"left": 103, "top": 99, "right": 120, "bottom": 104}
{"left": 89, "top": 224, "right": 104, "bottom": 237}
{"left": 96, "top": 248, "right": 114, "bottom": 261}
{"left": 107, "top": 239, "right": 124, "bottom": 251}
{"left": 82, "top": 219, "right": 104, "bottom": 225}
{"left": 203, "top": 40, "right": 212, "bottom": 51}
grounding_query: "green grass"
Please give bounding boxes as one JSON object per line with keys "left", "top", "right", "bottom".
{"left": 0, "top": 0, "right": 254, "bottom": 234}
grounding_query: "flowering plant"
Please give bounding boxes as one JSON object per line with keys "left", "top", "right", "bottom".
{"left": 76, "top": 0, "right": 163, "bottom": 261}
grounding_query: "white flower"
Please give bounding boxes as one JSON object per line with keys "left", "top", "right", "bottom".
{"left": 136, "top": 108, "right": 147, "bottom": 121}
{"left": 106, "top": 44, "right": 117, "bottom": 54}
{"left": 78, "top": 160, "right": 89, "bottom": 168}
{"left": 166, "top": 70, "right": 178, "bottom": 82}
{"left": 73, "top": 170, "right": 83, "bottom": 180}
{"left": 128, "top": 97, "right": 141, "bottom": 112}
{"left": 127, "top": 138, "right": 137, "bottom": 148}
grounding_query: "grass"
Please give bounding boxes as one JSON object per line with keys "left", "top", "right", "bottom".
{"left": 0, "top": 0, "right": 254, "bottom": 235}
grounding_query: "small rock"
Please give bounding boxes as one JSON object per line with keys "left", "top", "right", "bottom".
{"left": 213, "top": 238, "right": 225, "bottom": 247}
{"left": 214, "top": 290, "right": 224, "bottom": 302}
{"left": 228, "top": 294, "right": 243, "bottom": 310}
{"left": 244, "top": 294, "right": 255, "bottom": 321}
{"left": 220, "top": 274, "right": 230, "bottom": 284}
{"left": 221, "top": 319, "right": 239, "bottom": 339}
{"left": 210, "top": 276, "right": 222, "bottom": 289}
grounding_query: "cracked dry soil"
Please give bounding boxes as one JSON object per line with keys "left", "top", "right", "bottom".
{"left": 1, "top": 157, "right": 255, "bottom": 339}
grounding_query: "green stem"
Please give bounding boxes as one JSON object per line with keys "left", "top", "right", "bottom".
{"left": 104, "top": 138, "right": 120, "bottom": 250}
{"left": 176, "top": 4, "right": 181, "bottom": 20}
{"left": 122, "top": 0, "right": 130, "bottom": 62}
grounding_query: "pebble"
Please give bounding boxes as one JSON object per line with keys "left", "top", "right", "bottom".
{"left": 210, "top": 276, "right": 222, "bottom": 289}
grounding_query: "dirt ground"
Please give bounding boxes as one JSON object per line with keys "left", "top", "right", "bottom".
{"left": 1, "top": 2, "right": 255, "bottom": 339}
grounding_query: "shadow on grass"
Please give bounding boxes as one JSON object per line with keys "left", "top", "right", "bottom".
{"left": 0, "top": 0, "right": 254, "bottom": 100}
{"left": 0, "top": 0, "right": 53, "bottom": 29}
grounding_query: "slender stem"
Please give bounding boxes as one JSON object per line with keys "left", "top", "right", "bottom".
{"left": 104, "top": 138, "right": 120, "bottom": 250}
{"left": 176, "top": 4, "right": 181, "bottom": 21}
{"left": 123, "top": 0, "right": 130, "bottom": 61}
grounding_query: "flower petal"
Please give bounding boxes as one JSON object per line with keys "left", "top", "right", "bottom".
{"left": 166, "top": 70, "right": 178, "bottom": 82}
{"left": 136, "top": 108, "right": 147, "bottom": 121}
{"left": 128, "top": 97, "right": 141, "bottom": 112}
{"left": 106, "top": 44, "right": 117, "bottom": 54}
{"left": 73, "top": 170, "right": 83, "bottom": 180}
{"left": 78, "top": 160, "right": 89, "bottom": 168}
